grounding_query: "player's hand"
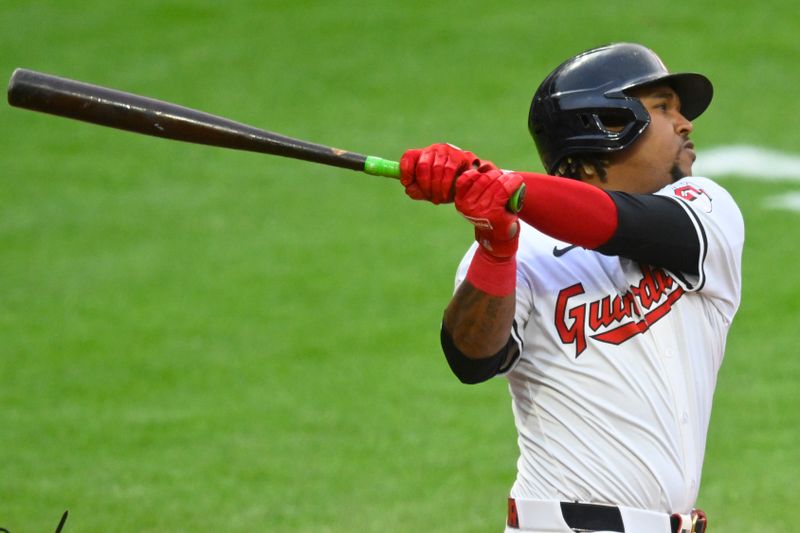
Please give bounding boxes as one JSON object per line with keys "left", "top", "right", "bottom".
{"left": 400, "top": 143, "right": 496, "bottom": 204}
{"left": 455, "top": 169, "right": 524, "bottom": 258}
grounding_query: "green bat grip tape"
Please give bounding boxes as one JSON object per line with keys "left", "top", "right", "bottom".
{"left": 364, "top": 156, "right": 401, "bottom": 178}
{"left": 363, "top": 156, "right": 524, "bottom": 213}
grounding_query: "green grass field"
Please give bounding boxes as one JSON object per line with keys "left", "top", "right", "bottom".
{"left": 2, "top": 1, "right": 799, "bottom": 531}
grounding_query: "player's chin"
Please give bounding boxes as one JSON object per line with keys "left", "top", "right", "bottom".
{"left": 672, "top": 156, "right": 693, "bottom": 181}
{"left": 683, "top": 147, "right": 696, "bottom": 170}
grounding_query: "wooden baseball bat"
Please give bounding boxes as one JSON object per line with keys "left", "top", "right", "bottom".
{"left": 7, "top": 68, "right": 524, "bottom": 211}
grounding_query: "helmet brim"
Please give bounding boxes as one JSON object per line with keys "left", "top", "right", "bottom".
{"left": 622, "top": 72, "right": 713, "bottom": 121}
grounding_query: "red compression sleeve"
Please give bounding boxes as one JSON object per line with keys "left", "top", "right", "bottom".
{"left": 516, "top": 173, "right": 618, "bottom": 248}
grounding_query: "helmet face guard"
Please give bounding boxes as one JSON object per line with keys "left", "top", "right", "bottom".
{"left": 528, "top": 43, "right": 713, "bottom": 174}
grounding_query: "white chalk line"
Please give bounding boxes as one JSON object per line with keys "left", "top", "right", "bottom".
{"left": 694, "top": 145, "right": 800, "bottom": 212}
{"left": 762, "top": 192, "right": 800, "bottom": 211}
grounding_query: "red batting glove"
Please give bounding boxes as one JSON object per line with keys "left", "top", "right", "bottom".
{"left": 455, "top": 169, "right": 524, "bottom": 258}
{"left": 400, "top": 143, "right": 496, "bottom": 204}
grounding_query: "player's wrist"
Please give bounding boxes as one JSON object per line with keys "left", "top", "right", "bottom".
{"left": 474, "top": 221, "right": 519, "bottom": 258}
{"left": 465, "top": 246, "right": 517, "bottom": 297}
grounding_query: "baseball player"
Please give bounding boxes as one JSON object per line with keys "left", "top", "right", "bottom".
{"left": 400, "top": 43, "right": 743, "bottom": 532}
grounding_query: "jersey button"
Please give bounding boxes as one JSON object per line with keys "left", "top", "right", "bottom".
{"left": 681, "top": 411, "right": 689, "bottom": 423}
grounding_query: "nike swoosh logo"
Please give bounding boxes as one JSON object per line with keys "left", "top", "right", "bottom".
{"left": 552, "top": 244, "right": 578, "bottom": 257}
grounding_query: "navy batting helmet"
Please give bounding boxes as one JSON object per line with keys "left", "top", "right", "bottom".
{"left": 528, "top": 43, "right": 713, "bottom": 174}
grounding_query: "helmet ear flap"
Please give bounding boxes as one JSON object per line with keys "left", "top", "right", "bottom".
{"left": 575, "top": 107, "right": 637, "bottom": 135}
{"left": 573, "top": 111, "right": 630, "bottom": 138}
{"left": 594, "top": 108, "right": 636, "bottom": 133}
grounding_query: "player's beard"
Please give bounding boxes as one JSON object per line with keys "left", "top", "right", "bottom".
{"left": 670, "top": 163, "right": 685, "bottom": 182}
{"left": 672, "top": 141, "right": 694, "bottom": 182}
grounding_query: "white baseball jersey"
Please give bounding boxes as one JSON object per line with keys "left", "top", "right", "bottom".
{"left": 454, "top": 176, "right": 744, "bottom": 514}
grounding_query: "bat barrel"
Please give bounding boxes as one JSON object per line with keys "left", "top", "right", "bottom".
{"left": 7, "top": 68, "right": 368, "bottom": 171}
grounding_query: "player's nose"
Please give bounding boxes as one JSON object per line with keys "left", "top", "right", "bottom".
{"left": 675, "top": 112, "right": 693, "bottom": 136}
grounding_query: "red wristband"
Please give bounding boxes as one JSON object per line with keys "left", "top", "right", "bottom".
{"left": 465, "top": 247, "right": 517, "bottom": 297}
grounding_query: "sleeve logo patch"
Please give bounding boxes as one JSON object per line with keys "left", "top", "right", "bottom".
{"left": 673, "top": 184, "right": 713, "bottom": 213}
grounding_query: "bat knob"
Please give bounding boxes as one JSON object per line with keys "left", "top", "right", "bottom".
{"left": 507, "top": 184, "right": 525, "bottom": 213}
